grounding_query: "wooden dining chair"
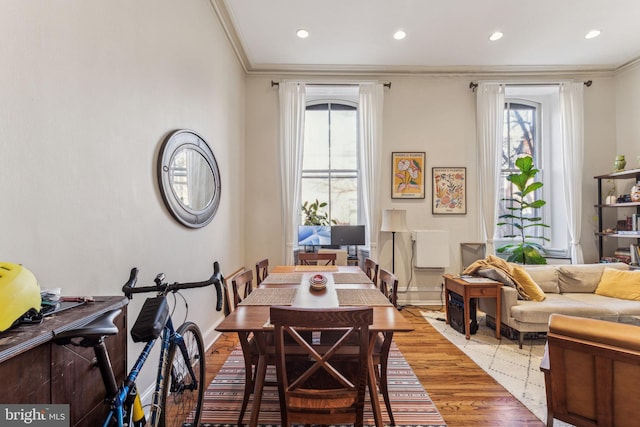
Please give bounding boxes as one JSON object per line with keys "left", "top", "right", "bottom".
{"left": 270, "top": 306, "right": 373, "bottom": 427}
{"left": 379, "top": 268, "right": 399, "bottom": 309}
{"left": 231, "top": 269, "right": 254, "bottom": 308}
{"left": 255, "top": 258, "right": 269, "bottom": 285}
{"left": 219, "top": 266, "right": 243, "bottom": 316}
{"left": 297, "top": 251, "right": 337, "bottom": 266}
{"left": 364, "top": 257, "right": 379, "bottom": 286}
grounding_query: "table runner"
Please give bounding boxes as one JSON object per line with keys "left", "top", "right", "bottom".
{"left": 294, "top": 265, "right": 339, "bottom": 272}
{"left": 332, "top": 272, "right": 372, "bottom": 284}
{"left": 336, "top": 289, "right": 393, "bottom": 306}
{"left": 238, "top": 288, "right": 297, "bottom": 306}
{"left": 259, "top": 273, "right": 303, "bottom": 284}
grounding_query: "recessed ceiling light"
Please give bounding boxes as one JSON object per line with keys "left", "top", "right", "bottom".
{"left": 394, "top": 30, "right": 406, "bottom": 40}
{"left": 489, "top": 31, "right": 503, "bottom": 41}
{"left": 296, "top": 29, "right": 309, "bottom": 39}
{"left": 585, "top": 29, "right": 601, "bottom": 39}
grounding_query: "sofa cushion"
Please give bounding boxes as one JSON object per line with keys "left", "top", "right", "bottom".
{"left": 562, "top": 293, "right": 640, "bottom": 317}
{"left": 558, "top": 263, "right": 629, "bottom": 293}
{"left": 595, "top": 268, "right": 640, "bottom": 300}
{"left": 510, "top": 294, "right": 618, "bottom": 324}
{"left": 523, "top": 265, "right": 560, "bottom": 293}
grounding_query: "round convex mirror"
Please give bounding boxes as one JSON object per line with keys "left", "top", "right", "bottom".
{"left": 158, "top": 129, "right": 221, "bottom": 228}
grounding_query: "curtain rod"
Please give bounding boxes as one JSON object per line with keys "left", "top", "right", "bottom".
{"left": 271, "top": 80, "right": 391, "bottom": 89}
{"left": 469, "top": 80, "right": 592, "bottom": 92}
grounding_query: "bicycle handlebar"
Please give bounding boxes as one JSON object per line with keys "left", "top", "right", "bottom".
{"left": 122, "top": 261, "right": 224, "bottom": 311}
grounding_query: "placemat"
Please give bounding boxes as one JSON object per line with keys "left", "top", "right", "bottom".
{"left": 332, "top": 272, "right": 372, "bottom": 284}
{"left": 294, "top": 265, "right": 339, "bottom": 272}
{"left": 259, "top": 273, "right": 303, "bottom": 284}
{"left": 238, "top": 288, "right": 297, "bottom": 306}
{"left": 336, "top": 289, "right": 393, "bottom": 306}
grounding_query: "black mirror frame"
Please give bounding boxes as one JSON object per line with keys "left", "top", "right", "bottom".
{"left": 157, "top": 129, "right": 221, "bottom": 228}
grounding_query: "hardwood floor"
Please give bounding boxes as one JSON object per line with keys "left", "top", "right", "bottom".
{"left": 205, "top": 305, "right": 544, "bottom": 426}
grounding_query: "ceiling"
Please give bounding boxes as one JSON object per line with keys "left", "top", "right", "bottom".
{"left": 213, "top": 0, "right": 640, "bottom": 75}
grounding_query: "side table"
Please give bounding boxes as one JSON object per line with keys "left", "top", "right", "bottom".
{"left": 443, "top": 274, "right": 502, "bottom": 340}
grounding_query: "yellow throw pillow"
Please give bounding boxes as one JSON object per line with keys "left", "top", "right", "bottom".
{"left": 511, "top": 265, "right": 546, "bottom": 301}
{"left": 595, "top": 267, "right": 640, "bottom": 300}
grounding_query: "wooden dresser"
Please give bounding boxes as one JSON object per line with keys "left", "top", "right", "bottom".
{"left": 0, "top": 296, "right": 128, "bottom": 426}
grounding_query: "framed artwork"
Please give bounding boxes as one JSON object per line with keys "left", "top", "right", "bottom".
{"left": 391, "top": 152, "right": 425, "bottom": 199}
{"left": 432, "top": 167, "right": 466, "bottom": 214}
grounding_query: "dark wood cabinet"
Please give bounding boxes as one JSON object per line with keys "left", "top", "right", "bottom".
{"left": 0, "top": 296, "right": 128, "bottom": 426}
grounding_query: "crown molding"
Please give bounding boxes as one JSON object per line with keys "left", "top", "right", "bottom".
{"left": 209, "top": 0, "right": 250, "bottom": 73}
{"left": 210, "top": 0, "right": 631, "bottom": 79}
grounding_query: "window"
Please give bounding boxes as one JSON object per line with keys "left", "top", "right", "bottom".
{"left": 495, "top": 86, "right": 569, "bottom": 256}
{"left": 497, "top": 100, "right": 541, "bottom": 238}
{"left": 301, "top": 100, "right": 359, "bottom": 225}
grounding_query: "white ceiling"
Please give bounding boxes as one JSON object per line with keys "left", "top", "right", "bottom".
{"left": 214, "top": 0, "right": 640, "bottom": 74}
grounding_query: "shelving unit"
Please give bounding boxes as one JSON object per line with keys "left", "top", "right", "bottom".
{"left": 594, "top": 168, "right": 640, "bottom": 262}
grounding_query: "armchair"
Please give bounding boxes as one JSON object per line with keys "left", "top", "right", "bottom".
{"left": 541, "top": 313, "right": 640, "bottom": 427}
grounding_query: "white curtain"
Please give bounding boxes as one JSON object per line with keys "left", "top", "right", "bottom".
{"left": 559, "top": 82, "right": 585, "bottom": 263}
{"left": 278, "top": 82, "right": 306, "bottom": 265}
{"left": 475, "top": 83, "right": 504, "bottom": 255}
{"left": 358, "top": 83, "right": 384, "bottom": 260}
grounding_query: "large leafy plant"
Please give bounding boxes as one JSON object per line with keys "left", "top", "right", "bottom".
{"left": 497, "top": 156, "right": 549, "bottom": 264}
{"left": 301, "top": 199, "right": 336, "bottom": 226}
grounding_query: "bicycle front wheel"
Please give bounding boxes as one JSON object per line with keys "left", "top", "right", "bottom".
{"left": 160, "top": 321, "right": 205, "bottom": 427}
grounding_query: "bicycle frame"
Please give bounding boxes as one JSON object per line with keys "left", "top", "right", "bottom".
{"left": 105, "top": 315, "right": 194, "bottom": 427}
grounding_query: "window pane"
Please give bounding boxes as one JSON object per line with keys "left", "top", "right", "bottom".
{"left": 303, "top": 108, "right": 329, "bottom": 170}
{"left": 301, "top": 177, "right": 329, "bottom": 224}
{"left": 331, "top": 108, "right": 357, "bottom": 170}
{"left": 330, "top": 176, "right": 357, "bottom": 225}
{"left": 504, "top": 102, "right": 535, "bottom": 169}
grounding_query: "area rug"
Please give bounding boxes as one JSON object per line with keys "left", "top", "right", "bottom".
{"left": 422, "top": 310, "right": 573, "bottom": 427}
{"left": 200, "top": 344, "right": 447, "bottom": 426}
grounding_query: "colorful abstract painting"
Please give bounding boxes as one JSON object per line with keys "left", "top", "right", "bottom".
{"left": 392, "top": 152, "right": 425, "bottom": 199}
{"left": 433, "top": 167, "right": 466, "bottom": 214}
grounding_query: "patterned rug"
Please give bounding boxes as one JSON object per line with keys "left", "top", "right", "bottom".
{"left": 200, "top": 344, "right": 447, "bottom": 426}
{"left": 422, "top": 310, "right": 573, "bottom": 427}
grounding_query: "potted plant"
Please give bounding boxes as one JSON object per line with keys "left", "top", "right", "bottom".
{"left": 301, "top": 199, "right": 336, "bottom": 226}
{"left": 496, "top": 156, "right": 549, "bottom": 264}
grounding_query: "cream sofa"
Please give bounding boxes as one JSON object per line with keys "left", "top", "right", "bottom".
{"left": 477, "top": 262, "right": 640, "bottom": 348}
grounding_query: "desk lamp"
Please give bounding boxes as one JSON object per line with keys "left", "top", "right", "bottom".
{"left": 381, "top": 209, "right": 407, "bottom": 273}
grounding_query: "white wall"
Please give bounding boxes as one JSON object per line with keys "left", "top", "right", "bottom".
{"left": 0, "top": 0, "right": 245, "bottom": 395}
{"left": 615, "top": 62, "right": 640, "bottom": 160}
{"left": 244, "top": 74, "right": 618, "bottom": 303}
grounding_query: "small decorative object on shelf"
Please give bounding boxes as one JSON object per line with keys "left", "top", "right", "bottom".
{"left": 632, "top": 181, "right": 640, "bottom": 202}
{"left": 614, "top": 155, "right": 627, "bottom": 172}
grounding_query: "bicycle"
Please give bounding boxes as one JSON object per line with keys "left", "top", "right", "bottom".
{"left": 53, "top": 261, "right": 224, "bottom": 427}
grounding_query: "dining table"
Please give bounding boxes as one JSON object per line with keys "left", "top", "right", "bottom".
{"left": 215, "top": 265, "right": 414, "bottom": 427}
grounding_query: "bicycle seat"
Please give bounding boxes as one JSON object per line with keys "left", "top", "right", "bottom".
{"left": 53, "top": 309, "right": 122, "bottom": 345}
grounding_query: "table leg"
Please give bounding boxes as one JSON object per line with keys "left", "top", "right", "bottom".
{"left": 495, "top": 286, "right": 502, "bottom": 339}
{"left": 249, "top": 332, "right": 269, "bottom": 427}
{"left": 444, "top": 287, "right": 451, "bottom": 325}
{"left": 368, "top": 333, "right": 383, "bottom": 427}
{"left": 464, "top": 290, "right": 471, "bottom": 340}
